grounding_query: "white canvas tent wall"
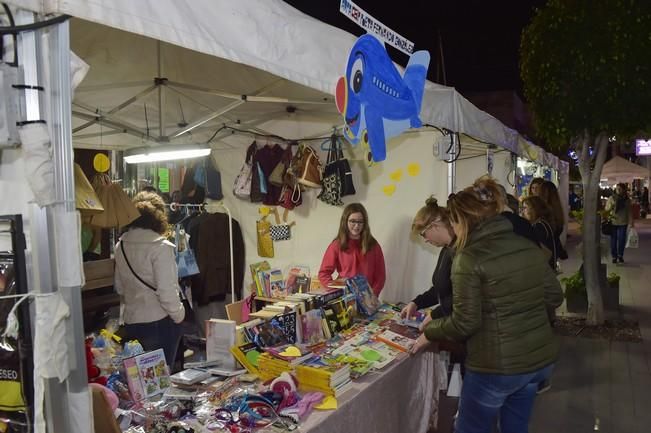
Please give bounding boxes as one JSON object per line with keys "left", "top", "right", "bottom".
{"left": 2, "top": 2, "right": 568, "bottom": 432}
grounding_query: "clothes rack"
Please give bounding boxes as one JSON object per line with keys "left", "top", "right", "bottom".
{"left": 165, "top": 202, "right": 236, "bottom": 301}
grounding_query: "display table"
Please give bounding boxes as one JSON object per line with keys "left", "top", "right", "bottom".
{"left": 299, "top": 351, "right": 439, "bottom": 433}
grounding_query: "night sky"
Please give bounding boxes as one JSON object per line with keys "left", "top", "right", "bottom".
{"left": 283, "top": 0, "right": 547, "bottom": 95}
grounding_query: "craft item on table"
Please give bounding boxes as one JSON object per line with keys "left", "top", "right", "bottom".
{"left": 122, "top": 349, "right": 171, "bottom": 401}
{"left": 314, "top": 395, "right": 338, "bottom": 410}
{"left": 335, "top": 34, "right": 430, "bottom": 163}
{"left": 280, "top": 392, "right": 325, "bottom": 421}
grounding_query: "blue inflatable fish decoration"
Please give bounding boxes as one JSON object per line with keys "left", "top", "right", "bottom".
{"left": 335, "top": 34, "right": 430, "bottom": 163}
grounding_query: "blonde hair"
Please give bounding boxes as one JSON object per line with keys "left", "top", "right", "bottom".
{"left": 411, "top": 196, "right": 451, "bottom": 235}
{"left": 447, "top": 190, "right": 498, "bottom": 250}
{"left": 336, "top": 203, "right": 377, "bottom": 254}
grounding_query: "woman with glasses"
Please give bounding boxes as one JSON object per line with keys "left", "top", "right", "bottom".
{"left": 411, "top": 190, "right": 563, "bottom": 433}
{"left": 400, "top": 197, "right": 455, "bottom": 324}
{"left": 318, "top": 203, "right": 386, "bottom": 296}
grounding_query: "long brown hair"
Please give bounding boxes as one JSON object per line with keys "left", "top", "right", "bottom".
{"left": 539, "top": 181, "right": 564, "bottom": 232}
{"left": 522, "top": 195, "right": 552, "bottom": 223}
{"left": 528, "top": 177, "right": 544, "bottom": 196}
{"left": 337, "top": 203, "right": 377, "bottom": 254}
{"left": 447, "top": 190, "right": 498, "bottom": 250}
{"left": 411, "top": 196, "right": 451, "bottom": 235}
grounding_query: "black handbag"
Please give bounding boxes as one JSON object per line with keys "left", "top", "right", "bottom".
{"left": 331, "top": 135, "right": 356, "bottom": 197}
{"left": 120, "top": 242, "right": 195, "bottom": 324}
{"left": 601, "top": 220, "right": 613, "bottom": 236}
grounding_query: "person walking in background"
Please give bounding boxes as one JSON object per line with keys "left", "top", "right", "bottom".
{"left": 401, "top": 197, "right": 456, "bottom": 322}
{"left": 318, "top": 203, "right": 386, "bottom": 296}
{"left": 410, "top": 190, "right": 563, "bottom": 433}
{"left": 605, "top": 183, "right": 634, "bottom": 264}
{"left": 114, "top": 191, "right": 185, "bottom": 368}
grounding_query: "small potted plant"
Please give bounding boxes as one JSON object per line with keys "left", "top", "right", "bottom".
{"left": 603, "top": 272, "right": 620, "bottom": 310}
{"left": 561, "top": 271, "right": 587, "bottom": 313}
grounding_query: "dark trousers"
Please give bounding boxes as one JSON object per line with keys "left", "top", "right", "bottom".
{"left": 610, "top": 225, "right": 628, "bottom": 259}
{"left": 125, "top": 316, "right": 183, "bottom": 369}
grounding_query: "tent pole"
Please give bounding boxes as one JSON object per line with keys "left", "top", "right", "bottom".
{"left": 447, "top": 133, "right": 457, "bottom": 194}
{"left": 47, "top": 17, "right": 93, "bottom": 433}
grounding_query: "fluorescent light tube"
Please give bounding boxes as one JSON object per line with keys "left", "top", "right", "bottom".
{"left": 124, "top": 146, "right": 211, "bottom": 164}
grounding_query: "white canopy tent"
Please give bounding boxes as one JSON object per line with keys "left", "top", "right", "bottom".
{"left": 600, "top": 155, "right": 649, "bottom": 184}
{"left": 1, "top": 2, "right": 568, "bottom": 432}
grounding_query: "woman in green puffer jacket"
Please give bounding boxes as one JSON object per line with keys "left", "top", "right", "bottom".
{"left": 410, "top": 190, "right": 563, "bottom": 433}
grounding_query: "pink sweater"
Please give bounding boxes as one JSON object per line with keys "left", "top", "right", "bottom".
{"left": 318, "top": 239, "right": 386, "bottom": 296}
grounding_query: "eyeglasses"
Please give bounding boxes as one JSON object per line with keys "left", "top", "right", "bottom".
{"left": 419, "top": 221, "right": 435, "bottom": 238}
{"left": 348, "top": 219, "right": 365, "bottom": 226}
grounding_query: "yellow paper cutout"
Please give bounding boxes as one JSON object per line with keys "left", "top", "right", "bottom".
{"left": 93, "top": 153, "right": 110, "bottom": 173}
{"left": 278, "top": 346, "right": 302, "bottom": 357}
{"left": 407, "top": 163, "right": 421, "bottom": 177}
{"left": 389, "top": 169, "right": 403, "bottom": 182}
{"left": 382, "top": 184, "right": 396, "bottom": 196}
{"left": 259, "top": 206, "right": 271, "bottom": 216}
{"left": 315, "top": 395, "right": 338, "bottom": 410}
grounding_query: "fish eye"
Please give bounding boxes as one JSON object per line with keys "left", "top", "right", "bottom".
{"left": 351, "top": 58, "right": 363, "bottom": 93}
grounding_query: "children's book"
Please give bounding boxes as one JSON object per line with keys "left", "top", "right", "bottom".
{"left": 205, "top": 319, "right": 237, "bottom": 370}
{"left": 263, "top": 343, "right": 315, "bottom": 365}
{"left": 229, "top": 342, "right": 262, "bottom": 376}
{"left": 272, "top": 311, "right": 299, "bottom": 344}
{"left": 345, "top": 275, "right": 380, "bottom": 317}
{"left": 375, "top": 329, "right": 416, "bottom": 353}
{"left": 123, "top": 349, "right": 171, "bottom": 401}
{"left": 285, "top": 265, "right": 310, "bottom": 294}
{"left": 268, "top": 268, "right": 287, "bottom": 298}
{"left": 249, "top": 261, "right": 271, "bottom": 296}
{"left": 301, "top": 309, "right": 326, "bottom": 345}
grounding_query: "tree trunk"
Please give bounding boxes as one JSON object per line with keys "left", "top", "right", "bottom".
{"left": 576, "top": 131, "right": 609, "bottom": 325}
{"left": 581, "top": 180, "right": 604, "bottom": 325}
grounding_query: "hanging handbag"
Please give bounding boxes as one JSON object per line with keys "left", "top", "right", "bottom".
{"left": 279, "top": 182, "right": 302, "bottom": 210}
{"left": 331, "top": 135, "right": 356, "bottom": 197}
{"left": 119, "top": 242, "right": 195, "bottom": 323}
{"left": 292, "top": 144, "right": 323, "bottom": 188}
{"left": 194, "top": 157, "right": 223, "bottom": 200}
{"left": 318, "top": 138, "right": 344, "bottom": 206}
{"left": 269, "top": 222, "right": 294, "bottom": 241}
{"left": 233, "top": 141, "right": 257, "bottom": 199}
{"left": 269, "top": 146, "right": 293, "bottom": 187}
{"left": 174, "top": 226, "right": 200, "bottom": 278}
{"left": 256, "top": 217, "right": 274, "bottom": 258}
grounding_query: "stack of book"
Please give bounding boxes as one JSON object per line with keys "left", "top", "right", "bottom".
{"left": 295, "top": 360, "right": 352, "bottom": 398}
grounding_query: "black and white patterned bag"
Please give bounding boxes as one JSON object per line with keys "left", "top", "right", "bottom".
{"left": 270, "top": 224, "right": 292, "bottom": 241}
{"left": 317, "top": 173, "right": 343, "bottom": 206}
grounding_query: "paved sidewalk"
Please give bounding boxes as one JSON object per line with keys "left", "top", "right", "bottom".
{"left": 530, "top": 218, "right": 651, "bottom": 433}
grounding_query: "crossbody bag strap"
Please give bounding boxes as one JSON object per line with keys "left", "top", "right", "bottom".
{"left": 120, "top": 241, "right": 157, "bottom": 291}
{"left": 540, "top": 220, "right": 557, "bottom": 262}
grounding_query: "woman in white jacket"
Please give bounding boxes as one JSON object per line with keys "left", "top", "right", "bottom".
{"left": 114, "top": 191, "right": 185, "bottom": 367}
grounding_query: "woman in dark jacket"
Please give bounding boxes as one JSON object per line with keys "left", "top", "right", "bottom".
{"left": 401, "top": 197, "right": 455, "bottom": 322}
{"left": 411, "top": 190, "right": 563, "bottom": 433}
